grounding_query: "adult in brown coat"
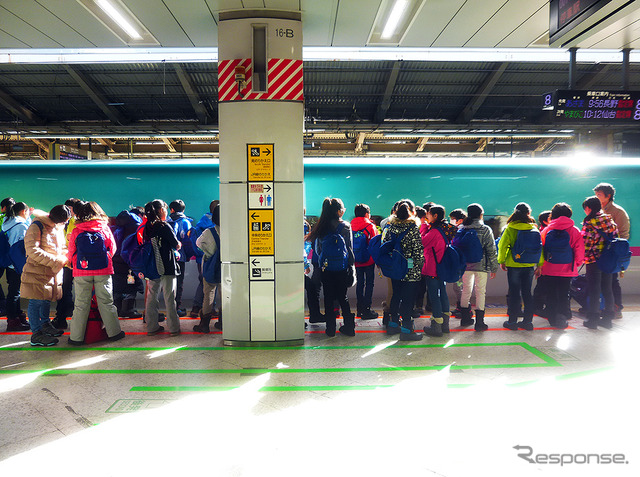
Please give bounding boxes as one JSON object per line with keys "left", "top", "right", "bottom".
{"left": 20, "top": 205, "right": 70, "bottom": 346}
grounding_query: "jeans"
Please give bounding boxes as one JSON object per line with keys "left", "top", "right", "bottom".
{"left": 28, "top": 299, "right": 51, "bottom": 333}
{"left": 355, "top": 264, "right": 375, "bottom": 311}
{"left": 426, "top": 276, "right": 449, "bottom": 318}
{"left": 390, "top": 279, "right": 418, "bottom": 326}
{"left": 586, "top": 262, "right": 614, "bottom": 320}
{"left": 507, "top": 267, "right": 534, "bottom": 320}
{"left": 193, "top": 261, "right": 204, "bottom": 309}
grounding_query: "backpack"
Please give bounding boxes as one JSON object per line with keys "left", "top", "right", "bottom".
{"left": 596, "top": 229, "right": 632, "bottom": 274}
{"left": 511, "top": 229, "right": 542, "bottom": 263}
{"left": 432, "top": 228, "right": 467, "bottom": 283}
{"left": 75, "top": 231, "right": 109, "bottom": 271}
{"left": 121, "top": 233, "right": 161, "bottom": 280}
{"left": 316, "top": 223, "right": 349, "bottom": 272}
{"left": 452, "top": 227, "right": 483, "bottom": 263}
{"left": 352, "top": 229, "right": 370, "bottom": 264}
{"left": 372, "top": 228, "right": 410, "bottom": 280}
{"left": 0, "top": 224, "right": 17, "bottom": 268}
{"left": 543, "top": 229, "right": 573, "bottom": 264}
{"left": 202, "top": 227, "right": 221, "bottom": 284}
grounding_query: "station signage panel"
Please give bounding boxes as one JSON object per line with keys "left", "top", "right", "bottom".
{"left": 247, "top": 144, "right": 274, "bottom": 181}
{"left": 545, "top": 90, "right": 640, "bottom": 123}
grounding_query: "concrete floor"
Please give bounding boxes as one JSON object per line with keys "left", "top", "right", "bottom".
{"left": 1, "top": 300, "right": 639, "bottom": 477}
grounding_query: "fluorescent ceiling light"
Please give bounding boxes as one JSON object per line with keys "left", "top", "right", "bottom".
{"left": 96, "top": 0, "right": 141, "bottom": 40}
{"left": 1, "top": 47, "right": 640, "bottom": 64}
{"left": 381, "top": 0, "right": 408, "bottom": 40}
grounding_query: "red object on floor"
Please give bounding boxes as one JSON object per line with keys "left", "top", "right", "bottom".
{"left": 84, "top": 293, "right": 108, "bottom": 344}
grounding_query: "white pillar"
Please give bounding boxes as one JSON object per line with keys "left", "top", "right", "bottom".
{"left": 218, "top": 10, "right": 304, "bottom": 345}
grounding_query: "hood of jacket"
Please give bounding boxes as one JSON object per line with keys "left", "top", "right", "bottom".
{"left": 1, "top": 215, "right": 25, "bottom": 232}
{"left": 115, "top": 210, "right": 142, "bottom": 231}
{"left": 462, "top": 218, "right": 485, "bottom": 230}
{"left": 389, "top": 216, "right": 419, "bottom": 228}
{"left": 546, "top": 216, "right": 575, "bottom": 231}
{"left": 74, "top": 219, "right": 111, "bottom": 235}
{"left": 195, "top": 213, "right": 214, "bottom": 230}
{"left": 506, "top": 221, "right": 536, "bottom": 231}
{"left": 350, "top": 216, "right": 372, "bottom": 231}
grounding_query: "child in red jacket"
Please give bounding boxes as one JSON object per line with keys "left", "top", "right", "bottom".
{"left": 350, "top": 203, "right": 378, "bottom": 319}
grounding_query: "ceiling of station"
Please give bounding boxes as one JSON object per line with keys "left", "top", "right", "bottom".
{"left": 1, "top": 0, "right": 640, "bottom": 158}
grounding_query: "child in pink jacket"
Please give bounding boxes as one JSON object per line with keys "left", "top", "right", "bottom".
{"left": 538, "top": 203, "right": 585, "bottom": 329}
{"left": 67, "top": 201, "right": 124, "bottom": 344}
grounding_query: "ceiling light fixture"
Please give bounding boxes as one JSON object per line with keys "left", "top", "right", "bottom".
{"left": 96, "top": 0, "right": 142, "bottom": 40}
{"left": 381, "top": 0, "right": 408, "bottom": 40}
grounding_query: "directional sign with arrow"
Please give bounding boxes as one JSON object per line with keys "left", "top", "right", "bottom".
{"left": 247, "top": 143, "right": 274, "bottom": 181}
{"left": 248, "top": 209, "right": 274, "bottom": 255}
{"left": 248, "top": 182, "right": 274, "bottom": 208}
{"left": 249, "top": 256, "right": 275, "bottom": 281}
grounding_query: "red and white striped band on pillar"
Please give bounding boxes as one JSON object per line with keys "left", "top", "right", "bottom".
{"left": 218, "top": 58, "right": 304, "bottom": 102}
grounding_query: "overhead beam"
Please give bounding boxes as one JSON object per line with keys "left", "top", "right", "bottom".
{"left": 455, "top": 62, "right": 508, "bottom": 124}
{"left": 97, "top": 138, "right": 116, "bottom": 152}
{"left": 64, "top": 65, "right": 128, "bottom": 125}
{"left": 162, "top": 137, "right": 177, "bottom": 152}
{"left": 575, "top": 63, "right": 613, "bottom": 90}
{"left": 374, "top": 61, "right": 402, "bottom": 124}
{"left": 0, "top": 87, "right": 45, "bottom": 125}
{"left": 416, "top": 136, "right": 429, "bottom": 152}
{"left": 173, "top": 64, "right": 211, "bottom": 124}
{"left": 354, "top": 132, "right": 366, "bottom": 153}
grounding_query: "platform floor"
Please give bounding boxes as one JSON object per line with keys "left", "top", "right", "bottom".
{"left": 1, "top": 300, "right": 639, "bottom": 477}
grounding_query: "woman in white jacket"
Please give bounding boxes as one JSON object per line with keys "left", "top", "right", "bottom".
{"left": 193, "top": 204, "right": 221, "bottom": 333}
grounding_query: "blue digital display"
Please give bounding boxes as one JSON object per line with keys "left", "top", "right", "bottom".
{"left": 550, "top": 90, "right": 640, "bottom": 123}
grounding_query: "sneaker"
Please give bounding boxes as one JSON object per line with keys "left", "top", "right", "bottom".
{"left": 583, "top": 319, "right": 599, "bottom": 329}
{"left": 31, "top": 331, "right": 59, "bottom": 347}
{"left": 338, "top": 325, "right": 355, "bottom": 337}
{"left": 360, "top": 308, "right": 379, "bottom": 320}
{"left": 147, "top": 325, "right": 165, "bottom": 336}
{"left": 6, "top": 320, "right": 31, "bottom": 332}
{"left": 411, "top": 308, "right": 423, "bottom": 318}
{"left": 213, "top": 321, "right": 222, "bottom": 330}
{"left": 386, "top": 322, "right": 401, "bottom": 335}
{"left": 399, "top": 330, "right": 423, "bottom": 341}
{"left": 613, "top": 305, "right": 623, "bottom": 320}
{"left": 67, "top": 338, "right": 84, "bottom": 346}
{"left": 517, "top": 321, "right": 534, "bottom": 331}
{"left": 189, "top": 306, "right": 201, "bottom": 318}
{"left": 170, "top": 330, "right": 181, "bottom": 336}
{"left": 177, "top": 308, "right": 187, "bottom": 317}
{"left": 503, "top": 320, "right": 519, "bottom": 331}
{"left": 108, "top": 330, "right": 125, "bottom": 342}
{"left": 52, "top": 316, "right": 68, "bottom": 329}
{"left": 309, "top": 313, "right": 325, "bottom": 323}
{"left": 41, "top": 321, "right": 64, "bottom": 337}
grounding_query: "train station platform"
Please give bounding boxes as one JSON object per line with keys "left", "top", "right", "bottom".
{"left": 1, "top": 299, "right": 639, "bottom": 476}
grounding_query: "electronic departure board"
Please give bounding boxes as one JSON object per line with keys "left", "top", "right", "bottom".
{"left": 544, "top": 90, "right": 640, "bottom": 123}
{"left": 549, "top": 0, "right": 613, "bottom": 42}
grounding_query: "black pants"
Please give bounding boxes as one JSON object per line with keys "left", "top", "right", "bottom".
{"left": 507, "top": 267, "right": 534, "bottom": 321}
{"left": 533, "top": 275, "right": 551, "bottom": 313}
{"left": 175, "top": 261, "right": 187, "bottom": 308}
{"left": 304, "top": 268, "right": 322, "bottom": 319}
{"left": 543, "top": 276, "right": 572, "bottom": 322}
{"left": 586, "top": 263, "right": 614, "bottom": 320}
{"left": 5, "top": 267, "right": 21, "bottom": 320}
{"left": 355, "top": 264, "right": 375, "bottom": 311}
{"left": 612, "top": 273, "right": 622, "bottom": 309}
{"left": 321, "top": 269, "right": 353, "bottom": 332}
{"left": 390, "top": 279, "right": 418, "bottom": 326}
{"left": 55, "top": 267, "right": 74, "bottom": 320}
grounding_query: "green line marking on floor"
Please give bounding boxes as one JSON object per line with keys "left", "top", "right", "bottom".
{"left": 0, "top": 342, "right": 562, "bottom": 376}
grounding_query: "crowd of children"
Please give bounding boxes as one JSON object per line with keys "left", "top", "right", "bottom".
{"left": 0, "top": 181, "right": 631, "bottom": 345}
{"left": 0, "top": 196, "right": 221, "bottom": 346}
{"left": 304, "top": 182, "right": 631, "bottom": 338}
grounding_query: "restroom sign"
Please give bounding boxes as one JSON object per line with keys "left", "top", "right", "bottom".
{"left": 248, "top": 209, "right": 274, "bottom": 255}
{"left": 248, "top": 182, "right": 274, "bottom": 209}
{"left": 247, "top": 144, "right": 274, "bottom": 181}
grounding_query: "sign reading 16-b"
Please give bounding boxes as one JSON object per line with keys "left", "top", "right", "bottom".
{"left": 275, "top": 28, "right": 294, "bottom": 38}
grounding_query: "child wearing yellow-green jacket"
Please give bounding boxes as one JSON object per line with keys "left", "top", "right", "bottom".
{"left": 497, "top": 203, "right": 544, "bottom": 330}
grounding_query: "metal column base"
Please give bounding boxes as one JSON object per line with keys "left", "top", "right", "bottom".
{"left": 223, "top": 339, "right": 304, "bottom": 347}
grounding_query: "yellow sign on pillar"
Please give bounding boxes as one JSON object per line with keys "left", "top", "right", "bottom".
{"left": 247, "top": 144, "right": 274, "bottom": 181}
{"left": 248, "top": 209, "right": 274, "bottom": 255}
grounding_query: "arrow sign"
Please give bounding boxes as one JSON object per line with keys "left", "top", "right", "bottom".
{"left": 263, "top": 184, "right": 271, "bottom": 193}
{"left": 251, "top": 212, "right": 259, "bottom": 220}
{"left": 251, "top": 258, "right": 259, "bottom": 267}
{"left": 264, "top": 147, "right": 272, "bottom": 156}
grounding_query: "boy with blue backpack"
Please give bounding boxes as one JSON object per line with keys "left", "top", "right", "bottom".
{"left": 187, "top": 200, "right": 218, "bottom": 318}
{"left": 193, "top": 204, "right": 221, "bottom": 333}
{"left": 167, "top": 199, "right": 193, "bottom": 317}
{"left": 498, "top": 203, "right": 544, "bottom": 330}
{"left": 350, "top": 203, "right": 378, "bottom": 320}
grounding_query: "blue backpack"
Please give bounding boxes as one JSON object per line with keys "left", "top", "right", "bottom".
{"left": 0, "top": 224, "right": 16, "bottom": 268}
{"left": 596, "top": 230, "right": 631, "bottom": 274}
{"left": 75, "top": 231, "right": 108, "bottom": 271}
{"left": 121, "top": 233, "right": 161, "bottom": 280}
{"left": 202, "top": 227, "right": 221, "bottom": 284}
{"left": 432, "top": 228, "right": 467, "bottom": 283}
{"left": 511, "top": 229, "right": 542, "bottom": 263}
{"left": 452, "top": 227, "right": 483, "bottom": 263}
{"left": 371, "top": 228, "right": 410, "bottom": 280}
{"left": 352, "top": 229, "right": 370, "bottom": 264}
{"left": 316, "top": 223, "right": 349, "bottom": 272}
{"left": 543, "top": 229, "right": 573, "bottom": 264}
